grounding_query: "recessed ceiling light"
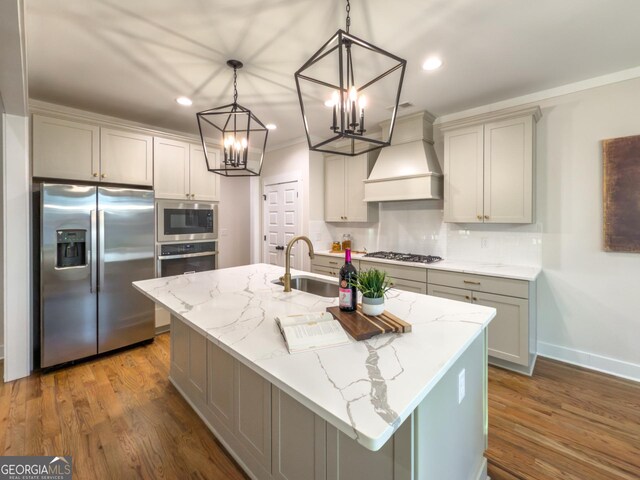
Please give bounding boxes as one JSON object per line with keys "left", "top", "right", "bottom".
{"left": 422, "top": 57, "right": 443, "bottom": 71}
{"left": 176, "top": 96, "right": 193, "bottom": 106}
{"left": 266, "top": 124, "right": 277, "bottom": 130}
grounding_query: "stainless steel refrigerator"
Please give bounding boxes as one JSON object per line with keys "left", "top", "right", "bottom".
{"left": 34, "top": 183, "right": 155, "bottom": 368}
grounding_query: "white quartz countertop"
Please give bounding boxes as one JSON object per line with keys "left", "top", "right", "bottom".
{"left": 133, "top": 263, "right": 495, "bottom": 451}
{"left": 317, "top": 251, "right": 541, "bottom": 281}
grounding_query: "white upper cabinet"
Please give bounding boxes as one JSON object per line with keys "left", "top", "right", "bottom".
{"left": 33, "top": 114, "right": 100, "bottom": 182}
{"left": 100, "top": 127, "right": 153, "bottom": 186}
{"left": 154, "top": 136, "right": 220, "bottom": 202}
{"left": 153, "top": 137, "right": 190, "bottom": 200}
{"left": 442, "top": 106, "right": 540, "bottom": 224}
{"left": 324, "top": 153, "right": 377, "bottom": 223}
{"left": 189, "top": 144, "right": 219, "bottom": 202}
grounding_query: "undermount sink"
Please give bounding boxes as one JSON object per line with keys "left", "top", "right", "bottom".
{"left": 273, "top": 275, "right": 337, "bottom": 298}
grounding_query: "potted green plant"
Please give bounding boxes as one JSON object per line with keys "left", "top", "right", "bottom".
{"left": 350, "top": 268, "right": 393, "bottom": 316}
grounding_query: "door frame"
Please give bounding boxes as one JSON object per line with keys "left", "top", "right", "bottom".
{"left": 260, "top": 173, "right": 304, "bottom": 270}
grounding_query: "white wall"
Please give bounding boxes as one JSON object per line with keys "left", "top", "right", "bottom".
{"left": 2, "top": 114, "right": 30, "bottom": 381}
{"left": 218, "top": 176, "right": 251, "bottom": 268}
{"left": 0, "top": 113, "right": 4, "bottom": 361}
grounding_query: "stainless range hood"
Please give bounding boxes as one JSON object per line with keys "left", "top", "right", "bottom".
{"left": 364, "top": 111, "right": 443, "bottom": 202}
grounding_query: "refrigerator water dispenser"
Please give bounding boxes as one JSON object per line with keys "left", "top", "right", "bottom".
{"left": 56, "top": 229, "right": 87, "bottom": 268}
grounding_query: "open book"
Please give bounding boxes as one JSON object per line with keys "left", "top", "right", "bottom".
{"left": 275, "top": 312, "right": 351, "bottom": 354}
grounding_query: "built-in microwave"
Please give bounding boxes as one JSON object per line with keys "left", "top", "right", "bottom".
{"left": 157, "top": 200, "right": 218, "bottom": 243}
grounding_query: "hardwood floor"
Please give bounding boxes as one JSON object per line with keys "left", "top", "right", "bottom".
{"left": 0, "top": 334, "right": 248, "bottom": 480}
{"left": 487, "top": 358, "right": 640, "bottom": 480}
{"left": 1, "top": 338, "right": 639, "bottom": 480}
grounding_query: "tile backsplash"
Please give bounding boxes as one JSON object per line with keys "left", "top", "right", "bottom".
{"left": 310, "top": 201, "right": 541, "bottom": 267}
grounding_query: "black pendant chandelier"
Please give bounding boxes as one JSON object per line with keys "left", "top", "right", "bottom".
{"left": 294, "top": 0, "right": 407, "bottom": 156}
{"left": 197, "top": 60, "right": 268, "bottom": 177}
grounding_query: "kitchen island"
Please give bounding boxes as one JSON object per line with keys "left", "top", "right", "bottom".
{"left": 134, "top": 263, "right": 496, "bottom": 480}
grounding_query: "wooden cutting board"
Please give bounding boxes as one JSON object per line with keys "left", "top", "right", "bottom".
{"left": 326, "top": 305, "right": 412, "bottom": 341}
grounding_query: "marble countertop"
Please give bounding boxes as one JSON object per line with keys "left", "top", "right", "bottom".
{"left": 317, "top": 251, "right": 541, "bottom": 281}
{"left": 133, "top": 263, "right": 495, "bottom": 451}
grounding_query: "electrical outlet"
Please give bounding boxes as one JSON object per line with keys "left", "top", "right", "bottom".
{"left": 480, "top": 237, "right": 488, "bottom": 249}
{"left": 458, "top": 369, "right": 466, "bottom": 404}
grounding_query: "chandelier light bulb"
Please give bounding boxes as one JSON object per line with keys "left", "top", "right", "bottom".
{"left": 349, "top": 86, "right": 358, "bottom": 102}
{"left": 358, "top": 95, "right": 367, "bottom": 109}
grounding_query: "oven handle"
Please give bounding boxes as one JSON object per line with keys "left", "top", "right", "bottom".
{"left": 158, "top": 251, "right": 219, "bottom": 261}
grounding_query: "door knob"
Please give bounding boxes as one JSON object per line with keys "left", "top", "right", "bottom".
{"left": 275, "top": 245, "right": 285, "bottom": 251}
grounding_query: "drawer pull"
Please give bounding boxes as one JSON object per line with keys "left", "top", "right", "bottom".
{"left": 329, "top": 261, "right": 338, "bottom": 265}
{"left": 463, "top": 280, "right": 481, "bottom": 285}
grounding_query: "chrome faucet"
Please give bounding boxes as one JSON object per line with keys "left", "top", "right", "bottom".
{"left": 280, "top": 235, "right": 315, "bottom": 292}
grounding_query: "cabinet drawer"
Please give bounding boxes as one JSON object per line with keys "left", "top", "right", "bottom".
{"left": 311, "top": 265, "right": 339, "bottom": 278}
{"left": 312, "top": 255, "right": 344, "bottom": 269}
{"left": 428, "top": 270, "right": 528, "bottom": 299}
{"left": 359, "top": 260, "right": 427, "bottom": 283}
{"left": 389, "top": 277, "right": 427, "bottom": 295}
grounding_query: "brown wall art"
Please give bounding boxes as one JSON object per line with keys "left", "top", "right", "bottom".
{"left": 603, "top": 134, "right": 640, "bottom": 252}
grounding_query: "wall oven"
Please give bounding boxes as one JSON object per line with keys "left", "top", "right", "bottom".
{"left": 157, "top": 241, "right": 218, "bottom": 277}
{"left": 157, "top": 200, "right": 218, "bottom": 243}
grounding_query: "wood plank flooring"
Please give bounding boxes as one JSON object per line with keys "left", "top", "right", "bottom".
{"left": 2, "top": 337, "right": 639, "bottom": 480}
{"left": 0, "top": 334, "right": 248, "bottom": 480}
{"left": 487, "top": 358, "right": 640, "bottom": 480}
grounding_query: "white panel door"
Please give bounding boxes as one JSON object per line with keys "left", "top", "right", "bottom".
{"left": 189, "top": 143, "right": 220, "bottom": 201}
{"left": 443, "top": 125, "right": 484, "bottom": 223}
{"left": 153, "top": 137, "right": 190, "bottom": 200}
{"left": 263, "top": 182, "right": 299, "bottom": 268}
{"left": 344, "top": 154, "right": 368, "bottom": 222}
{"left": 100, "top": 127, "right": 153, "bottom": 186}
{"left": 32, "top": 114, "right": 100, "bottom": 181}
{"left": 483, "top": 116, "right": 533, "bottom": 223}
{"left": 324, "top": 155, "right": 345, "bottom": 222}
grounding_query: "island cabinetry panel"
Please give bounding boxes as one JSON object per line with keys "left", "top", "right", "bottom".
{"left": 33, "top": 114, "right": 153, "bottom": 186}
{"left": 428, "top": 271, "right": 536, "bottom": 374}
{"left": 100, "top": 127, "right": 153, "bottom": 185}
{"left": 272, "top": 387, "right": 326, "bottom": 480}
{"left": 170, "top": 316, "right": 207, "bottom": 408}
{"left": 442, "top": 106, "right": 540, "bottom": 224}
{"left": 324, "top": 153, "right": 377, "bottom": 223}
{"left": 326, "top": 415, "right": 413, "bottom": 480}
{"left": 206, "top": 340, "right": 235, "bottom": 433}
{"left": 32, "top": 114, "right": 100, "bottom": 182}
{"left": 359, "top": 260, "right": 428, "bottom": 294}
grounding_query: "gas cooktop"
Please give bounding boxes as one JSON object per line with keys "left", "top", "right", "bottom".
{"left": 363, "top": 251, "right": 443, "bottom": 264}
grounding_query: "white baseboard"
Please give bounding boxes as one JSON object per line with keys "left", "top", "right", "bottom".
{"left": 537, "top": 341, "right": 640, "bottom": 383}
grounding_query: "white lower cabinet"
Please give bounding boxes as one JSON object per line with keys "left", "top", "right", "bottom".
{"left": 272, "top": 388, "right": 326, "bottom": 480}
{"left": 170, "top": 315, "right": 419, "bottom": 479}
{"left": 427, "top": 271, "right": 536, "bottom": 374}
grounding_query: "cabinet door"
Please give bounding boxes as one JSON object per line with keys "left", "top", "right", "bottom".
{"left": 32, "top": 114, "right": 99, "bottom": 181}
{"left": 325, "top": 155, "right": 345, "bottom": 222}
{"left": 443, "top": 125, "right": 484, "bottom": 223}
{"left": 483, "top": 116, "right": 533, "bottom": 223}
{"left": 189, "top": 143, "right": 220, "bottom": 201}
{"left": 236, "top": 361, "right": 272, "bottom": 474}
{"left": 100, "top": 128, "right": 153, "bottom": 186}
{"left": 207, "top": 341, "right": 235, "bottom": 433}
{"left": 344, "top": 154, "right": 369, "bottom": 221}
{"left": 474, "top": 291, "right": 529, "bottom": 366}
{"left": 272, "top": 387, "right": 326, "bottom": 480}
{"left": 170, "top": 316, "right": 189, "bottom": 388}
{"left": 390, "top": 277, "right": 427, "bottom": 294}
{"left": 427, "top": 284, "right": 472, "bottom": 303}
{"left": 153, "top": 137, "right": 190, "bottom": 200}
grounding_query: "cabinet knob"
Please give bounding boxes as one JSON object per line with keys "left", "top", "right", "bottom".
{"left": 465, "top": 295, "right": 470, "bottom": 300}
{"left": 476, "top": 215, "right": 482, "bottom": 220}
{"left": 93, "top": 173, "right": 98, "bottom": 178}
{"left": 473, "top": 297, "right": 478, "bottom": 301}
{"left": 186, "top": 193, "right": 190, "bottom": 198}
{"left": 101, "top": 173, "right": 106, "bottom": 179}
{"left": 191, "top": 194, "right": 195, "bottom": 199}
{"left": 484, "top": 215, "right": 489, "bottom": 220}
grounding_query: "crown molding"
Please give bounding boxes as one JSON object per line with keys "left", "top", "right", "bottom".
{"left": 439, "top": 105, "right": 542, "bottom": 132}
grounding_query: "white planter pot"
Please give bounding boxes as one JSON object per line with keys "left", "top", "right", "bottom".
{"left": 361, "top": 296, "right": 385, "bottom": 316}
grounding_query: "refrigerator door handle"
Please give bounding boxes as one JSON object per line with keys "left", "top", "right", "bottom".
{"left": 98, "top": 210, "right": 105, "bottom": 291}
{"left": 90, "top": 209, "right": 97, "bottom": 293}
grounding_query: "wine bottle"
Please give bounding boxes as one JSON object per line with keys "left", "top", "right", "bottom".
{"left": 339, "top": 248, "right": 358, "bottom": 312}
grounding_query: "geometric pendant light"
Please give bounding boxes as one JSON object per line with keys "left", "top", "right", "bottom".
{"left": 294, "top": 0, "right": 407, "bottom": 156}
{"left": 197, "top": 60, "right": 268, "bottom": 176}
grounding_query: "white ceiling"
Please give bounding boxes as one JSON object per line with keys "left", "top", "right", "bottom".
{"left": 25, "top": 0, "right": 640, "bottom": 147}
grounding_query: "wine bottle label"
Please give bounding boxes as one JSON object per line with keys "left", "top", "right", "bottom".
{"left": 339, "top": 287, "right": 352, "bottom": 308}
